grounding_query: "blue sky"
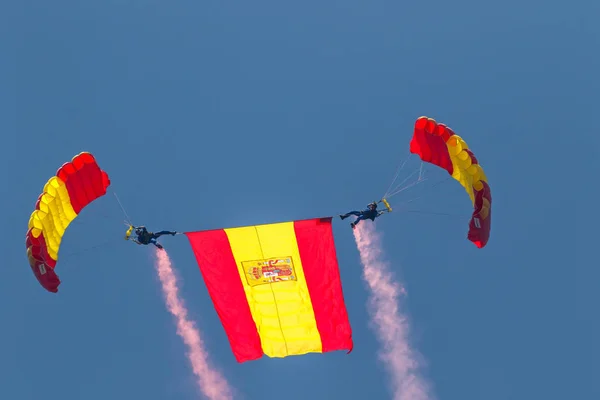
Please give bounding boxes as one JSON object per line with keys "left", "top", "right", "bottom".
{"left": 4, "top": 1, "right": 599, "bottom": 399}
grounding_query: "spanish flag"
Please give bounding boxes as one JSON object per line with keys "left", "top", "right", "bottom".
{"left": 185, "top": 217, "right": 353, "bottom": 363}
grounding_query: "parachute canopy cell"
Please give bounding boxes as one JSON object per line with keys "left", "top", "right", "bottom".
{"left": 26, "top": 152, "right": 111, "bottom": 292}
{"left": 409, "top": 116, "right": 492, "bottom": 248}
{"left": 185, "top": 217, "right": 353, "bottom": 362}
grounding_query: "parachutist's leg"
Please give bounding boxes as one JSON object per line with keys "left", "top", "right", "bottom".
{"left": 150, "top": 238, "right": 163, "bottom": 249}
{"left": 350, "top": 218, "right": 361, "bottom": 229}
{"left": 153, "top": 230, "right": 178, "bottom": 238}
{"left": 340, "top": 211, "right": 361, "bottom": 220}
{"left": 353, "top": 215, "right": 366, "bottom": 226}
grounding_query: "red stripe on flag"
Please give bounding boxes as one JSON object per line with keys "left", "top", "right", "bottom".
{"left": 185, "top": 230, "right": 263, "bottom": 362}
{"left": 293, "top": 218, "right": 353, "bottom": 353}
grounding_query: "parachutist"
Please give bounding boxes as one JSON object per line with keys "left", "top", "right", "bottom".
{"left": 129, "top": 226, "right": 178, "bottom": 249}
{"left": 339, "top": 202, "right": 386, "bottom": 229}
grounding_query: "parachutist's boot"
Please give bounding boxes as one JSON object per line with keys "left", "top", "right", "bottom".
{"left": 350, "top": 222, "right": 356, "bottom": 229}
{"left": 340, "top": 214, "right": 347, "bottom": 220}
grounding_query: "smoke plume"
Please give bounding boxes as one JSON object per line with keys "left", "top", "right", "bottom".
{"left": 154, "top": 248, "right": 234, "bottom": 400}
{"left": 353, "top": 223, "right": 435, "bottom": 400}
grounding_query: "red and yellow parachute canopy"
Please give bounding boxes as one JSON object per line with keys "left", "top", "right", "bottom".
{"left": 26, "top": 152, "right": 111, "bottom": 292}
{"left": 409, "top": 116, "right": 492, "bottom": 248}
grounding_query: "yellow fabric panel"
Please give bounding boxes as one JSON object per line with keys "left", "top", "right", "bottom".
{"left": 480, "top": 198, "right": 491, "bottom": 219}
{"left": 446, "top": 135, "right": 488, "bottom": 204}
{"left": 224, "top": 221, "right": 322, "bottom": 358}
{"left": 27, "top": 177, "right": 77, "bottom": 261}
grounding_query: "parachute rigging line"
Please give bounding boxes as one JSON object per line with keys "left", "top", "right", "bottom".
{"left": 113, "top": 191, "right": 133, "bottom": 226}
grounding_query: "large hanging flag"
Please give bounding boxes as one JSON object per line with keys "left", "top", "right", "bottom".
{"left": 185, "top": 217, "right": 353, "bottom": 363}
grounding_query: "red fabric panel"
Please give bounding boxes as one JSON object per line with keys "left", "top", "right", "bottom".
{"left": 410, "top": 117, "right": 454, "bottom": 175}
{"left": 293, "top": 217, "right": 353, "bottom": 353}
{"left": 57, "top": 152, "right": 110, "bottom": 214}
{"left": 185, "top": 230, "right": 263, "bottom": 362}
{"left": 468, "top": 181, "right": 492, "bottom": 248}
{"left": 26, "top": 229, "right": 60, "bottom": 292}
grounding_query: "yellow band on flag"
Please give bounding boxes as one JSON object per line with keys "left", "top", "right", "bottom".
{"left": 224, "top": 221, "right": 322, "bottom": 358}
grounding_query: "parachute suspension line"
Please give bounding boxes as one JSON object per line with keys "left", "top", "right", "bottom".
{"left": 394, "top": 194, "right": 426, "bottom": 208}
{"left": 113, "top": 191, "right": 133, "bottom": 226}
{"left": 385, "top": 166, "right": 424, "bottom": 199}
{"left": 388, "top": 176, "right": 453, "bottom": 208}
{"left": 386, "top": 176, "right": 429, "bottom": 199}
{"left": 382, "top": 150, "right": 412, "bottom": 199}
{"left": 404, "top": 210, "right": 470, "bottom": 218}
{"left": 58, "top": 238, "right": 120, "bottom": 264}
{"left": 69, "top": 212, "right": 119, "bottom": 226}
{"left": 387, "top": 168, "right": 419, "bottom": 197}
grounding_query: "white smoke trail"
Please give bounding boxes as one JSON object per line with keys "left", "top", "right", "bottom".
{"left": 353, "top": 222, "right": 435, "bottom": 400}
{"left": 153, "top": 248, "right": 234, "bottom": 400}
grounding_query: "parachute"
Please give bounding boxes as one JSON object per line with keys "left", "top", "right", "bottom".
{"left": 409, "top": 116, "right": 492, "bottom": 248}
{"left": 25, "top": 152, "right": 111, "bottom": 292}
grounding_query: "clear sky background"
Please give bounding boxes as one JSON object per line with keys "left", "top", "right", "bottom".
{"left": 4, "top": 1, "right": 599, "bottom": 399}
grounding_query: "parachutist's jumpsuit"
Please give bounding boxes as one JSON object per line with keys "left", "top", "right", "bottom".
{"left": 339, "top": 207, "right": 383, "bottom": 226}
{"left": 134, "top": 227, "right": 176, "bottom": 248}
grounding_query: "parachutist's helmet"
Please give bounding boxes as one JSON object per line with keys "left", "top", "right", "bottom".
{"left": 368, "top": 202, "right": 377, "bottom": 209}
